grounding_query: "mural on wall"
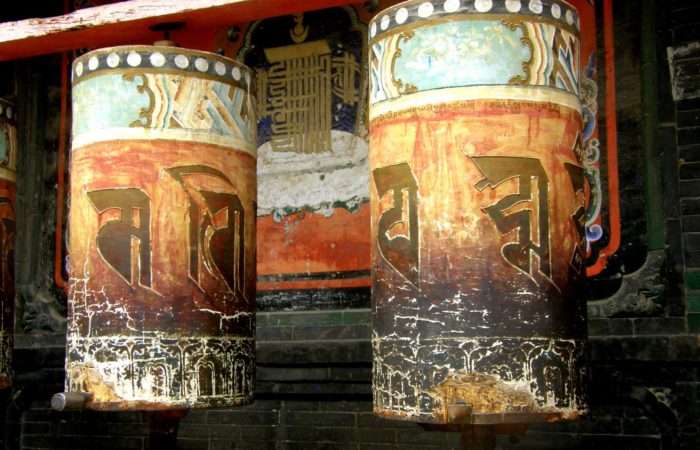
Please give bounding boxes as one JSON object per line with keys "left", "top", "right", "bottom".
{"left": 0, "top": 99, "right": 16, "bottom": 390}
{"left": 369, "top": 0, "right": 588, "bottom": 423}
{"left": 570, "top": 0, "right": 621, "bottom": 277}
{"left": 232, "top": 7, "right": 372, "bottom": 298}
{"left": 67, "top": 46, "right": 256, "bottom": 410}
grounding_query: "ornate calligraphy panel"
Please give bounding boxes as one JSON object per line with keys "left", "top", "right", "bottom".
{"left": 231, "top": 7, "right": 371, "bottom": 296}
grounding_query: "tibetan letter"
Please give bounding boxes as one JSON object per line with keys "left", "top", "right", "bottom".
{"left": 87, "top": 188, "right": 152, "bottom": 287}
{"left": 373, "top": 162, "right": 419, "bottom": 286}
{"left": 471, "top": 156, "right": 552, "bottom": 281}
{"left": 565, "top": 162, "right": 587, "bottom": 273}
{"left": 166, "top": 165, "right": 246, "bottom": 300}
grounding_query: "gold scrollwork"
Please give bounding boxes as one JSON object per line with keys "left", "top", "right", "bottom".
{"left": 390, "top": 31, "right": 419, "bottom": 96}
{"left": 502, "top": 19, "right": 534, "bottom": 85}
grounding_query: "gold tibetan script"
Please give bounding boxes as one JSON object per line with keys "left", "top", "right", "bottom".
{"left": 258, "top": 40, "right": 360, "bottom": 154}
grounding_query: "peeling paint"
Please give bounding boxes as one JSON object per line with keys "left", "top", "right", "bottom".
{"left": 430, "top": 372, "right": 537, "bottom": 416}
{"left": 66, "top": 335, "right": 254, "bottom": 410}
{"left": 372, "top": 334, "right": 586, "bottom": 423}
{"left": 257, "top": 131, "right": 369, "bottom": 219}
{"left": 67, "top": 47, "right": 256, "bottom": 410}
{"left": 368, "top": 1, "right": 588, "bottom": 424}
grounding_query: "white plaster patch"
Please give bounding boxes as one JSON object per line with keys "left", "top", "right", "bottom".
{"left": 257, "top": 130, "right": 369, "bottom": 217}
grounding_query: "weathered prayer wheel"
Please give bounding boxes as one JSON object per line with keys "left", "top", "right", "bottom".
{"left": 67, "top": 46, "right": 256, "bottom": 410}
{"left": 0, "top": 99, "right": 16, "bottom": 390}
{"left": 369, "top": 0, "right": 588, "bottom": 423}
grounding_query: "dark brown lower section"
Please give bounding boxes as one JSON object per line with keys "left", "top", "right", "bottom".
{"left": 372, "top": 335, "right": 587, "bottom": 424}
{"left": 66, "top": 335, "right": 254, "bottom": 410}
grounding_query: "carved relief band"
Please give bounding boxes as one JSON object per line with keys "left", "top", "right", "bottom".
{"left": 68, "top": 46, "right": 256, "bottom": 410}
{"left": 0, "top": 99, "right": 17, "bottom": 390}
{"left": 369, "top": 0, "right": 588, "bottom": 424}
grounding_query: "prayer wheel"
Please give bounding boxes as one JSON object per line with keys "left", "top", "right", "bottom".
{"left": 67, "top": 46, "right": 256, "bottom": 410}
{"left": 0, "top": 99, "right": 16, "bottom": 390}
{"left": 369, "top": 0, "right": 587, "bottom": 423}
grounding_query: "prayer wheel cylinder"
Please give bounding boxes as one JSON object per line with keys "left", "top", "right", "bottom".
{"left": 369, "top": 0, "right": 587, "bottom": 423}
{"left": 0, "top": 99, "right": 16, "bottom": 390}
{"left": 67, "top": 46, "right": 256, "bottom": 410}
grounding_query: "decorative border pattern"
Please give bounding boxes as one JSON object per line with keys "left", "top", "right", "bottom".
{"left": 372, "top": 334, "right": 587, "bottom": 422}
{"left": 71, "top": 46, "right": 257, "bottom": 154}
{"left": 369, "top": 85, "right": 581, "bottom": 121}
{"left": 72, "top": 45, "right": 256, "bottom": 91}
{"left": 66, "top": 335, "right": 255, "bottom": 409}
{"left": 369, "top": 0, "right": 580, "bottom": 42}
{"left": 369, "top": 2, "right": 581, "bottom": 106}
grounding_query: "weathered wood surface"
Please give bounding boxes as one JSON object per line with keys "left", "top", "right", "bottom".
{"left": 0, "top": 0, "right": 359, "bottom": 61}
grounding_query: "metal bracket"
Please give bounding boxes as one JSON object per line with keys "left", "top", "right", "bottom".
{"left": 149, "top": 21, "right": 186, "bottom": 46}
{"left": 51, "top": 392, "right": 92, "bottom": 411}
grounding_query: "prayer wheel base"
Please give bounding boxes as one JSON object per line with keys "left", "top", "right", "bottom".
{"left": 373, "top": 336, "right": 587, "bottom": 425}
{"left": 79, "top": 395, "right": 253, "bottom": 412}
{"left": 376, "top": 409, "right": 582, "bottom": 426}
{"left": 66, "top": 335, "right": 254, "bottom": 411}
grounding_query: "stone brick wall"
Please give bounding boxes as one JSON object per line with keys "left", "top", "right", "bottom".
{"left": 10, "top": 310, "right": 700, "bottom": 450}
{"left": 666, "top": 1, "right": 700, "bottom": 330}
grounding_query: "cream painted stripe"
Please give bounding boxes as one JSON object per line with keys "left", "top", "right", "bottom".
{"left": 369, "top": 85, "right": 582, "bottom": 121}
{"left": 0, "top": 167, "right": 16, "bottom": 182}
{"left": 72, "top": 127, "right": 256, "bottom": 157}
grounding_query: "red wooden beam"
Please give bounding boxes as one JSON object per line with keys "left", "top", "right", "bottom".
{"left": 0, "top": 0, "right": 361, "bottom": 61}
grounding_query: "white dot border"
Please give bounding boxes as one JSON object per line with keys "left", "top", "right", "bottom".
{"left": 72, "top": 48, "right": 255, "bottom": 89}
{"left": 369, "top": 0, "right": 581, "bottom": 42}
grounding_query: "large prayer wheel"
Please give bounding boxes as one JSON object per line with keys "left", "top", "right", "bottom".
{"left": 67, "top": 46, "right": 256, "bottom": 410}
{"left": 0, "top": 99, "right": 16, "bottom": 390}
{"left": 369, "top": 0, "right": 587, "bottom": 423}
